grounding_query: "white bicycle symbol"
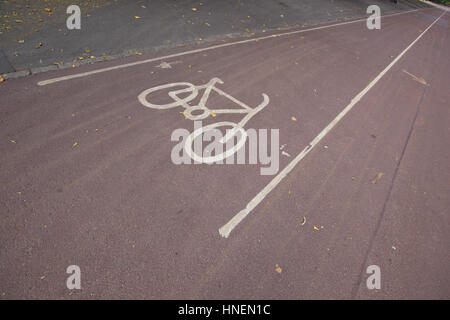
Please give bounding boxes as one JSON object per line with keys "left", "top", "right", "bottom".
{"left": 138, "top": 77, "right": 269, "bottom": 163}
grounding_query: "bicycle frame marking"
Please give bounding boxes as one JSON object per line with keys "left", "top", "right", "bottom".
{"left": 138, "top": 77, "right": 270, "bottom": 163}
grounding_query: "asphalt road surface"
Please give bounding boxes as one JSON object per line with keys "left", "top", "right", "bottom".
{"left": 1, "top": 7, "right": 449, "bottom": 299}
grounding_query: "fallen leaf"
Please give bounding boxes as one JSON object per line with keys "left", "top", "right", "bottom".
{"left": 15, "top": 19, "right": 23, "bottom": 23}
{"left": 84, "top": 49, "right": 91, "bottom": 53}
{"left": 9, "top": 139, "right": 16, "bottom": 144}
{"left": 0, "top": 76, "right": 4, "bottom": 83}
{"left": 44, "top": 8, "right": 51, "bottom": 12}
{"left": 192, "top": 8, "right": 197, "bottom": 11}
{"left": 402, "top": 69, "right": 427, "bottom": 86}
{"left": 210, "top": 112, "right": 217, "bottom": 118}
{"left": 275, "top": 264, "right": 282, "bottom": 273}
{"left": 72, "top": 142, "right": 78, "bottom": 148}
{"left": 18, "top": 40, "right": 24, "bottom": 44}
{"left": 300, "top": 216, "right": 306, "bottom": 226}
{"left": 134, "top": 16, "right": 140, "bottom": 19}
{"left": 372, "top": 172, "right": 385, "bottom": 184}
{"left": 291, "top": 116, "right": 297, "bottom": 121}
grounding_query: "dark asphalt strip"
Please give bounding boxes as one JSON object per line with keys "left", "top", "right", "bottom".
{"left": 351, "top": 84, "right": 428, "bottom": 299}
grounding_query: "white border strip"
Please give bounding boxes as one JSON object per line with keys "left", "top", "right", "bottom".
{"left": 218, "top": 10, "right": 446, "bottom": 238}
{"left": 37, "top": 9, "right": 422, "bottom": 86}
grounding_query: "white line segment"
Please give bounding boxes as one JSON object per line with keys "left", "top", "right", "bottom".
{"left": 37, "top": 9, "right": 422, "bottom": 86}
{"left": 218, "top": 10, "right": 446, "bottom": 238}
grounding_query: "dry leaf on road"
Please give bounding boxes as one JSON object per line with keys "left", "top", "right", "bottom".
{"left": 275, "top": 264, "right": 282, "bottom": 273}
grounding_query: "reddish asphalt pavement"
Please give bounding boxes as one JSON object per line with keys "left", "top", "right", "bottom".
{"left": 0, "top": 7, "right": 449, "bottom": 299}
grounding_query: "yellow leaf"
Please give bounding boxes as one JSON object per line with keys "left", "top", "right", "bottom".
{"left": 134, "top": 16, "right": 140, "bottom": 19}
{"left": 192, "top": 8, "right": 197, "bottom": 11}
{"left": 72, "top": 142, "right": 78, "bottom": 148}
{"left": 300, "top": 217, "right": 306, "bottom": 226}
{"left": 313, "top": 226, "right": 320, "bottom": 231}
{"left": 18, "top": 40, "right": 24, "bottom": 44}
{"left": 84, "top": 49, "right": 90, "bottom": 53}
{"left": 210, "top": 112, "right": 216, "bottom": 118}
{"left": 0, "top": 75, "right": 4, "bottom": 83}
{"left": 372, "top": 172, "right": 385, "bottom": 184}
{"left": 275, "top": 264, "right": 282, "bottom": 273}
{"left": 291, "top": 116, "right": 297, "bottom": 121}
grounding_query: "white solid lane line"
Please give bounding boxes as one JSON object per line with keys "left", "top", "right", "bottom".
{"left": 37, "top": 9, "right": 422, "bottom": 86}
{"left": 218, "top": 10, "right": 446, "bottom": 238}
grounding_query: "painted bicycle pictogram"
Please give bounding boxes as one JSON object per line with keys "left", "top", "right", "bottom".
{"left": 138, "top": 77, "right": 270, "bottom": 163}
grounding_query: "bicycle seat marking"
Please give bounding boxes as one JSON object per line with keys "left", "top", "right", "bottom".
{"left": 138, "top": 77, "right": 270, "bottom": 163}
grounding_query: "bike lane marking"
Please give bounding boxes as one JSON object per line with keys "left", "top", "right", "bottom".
{"left": 218, "top": 10, "right": 446, "bottom": 238}
{"left": 37, "top": 9, "right": 422, "bottom": 86}
{"left": 137, "top": 77, "right": 270, "bottom": 164}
